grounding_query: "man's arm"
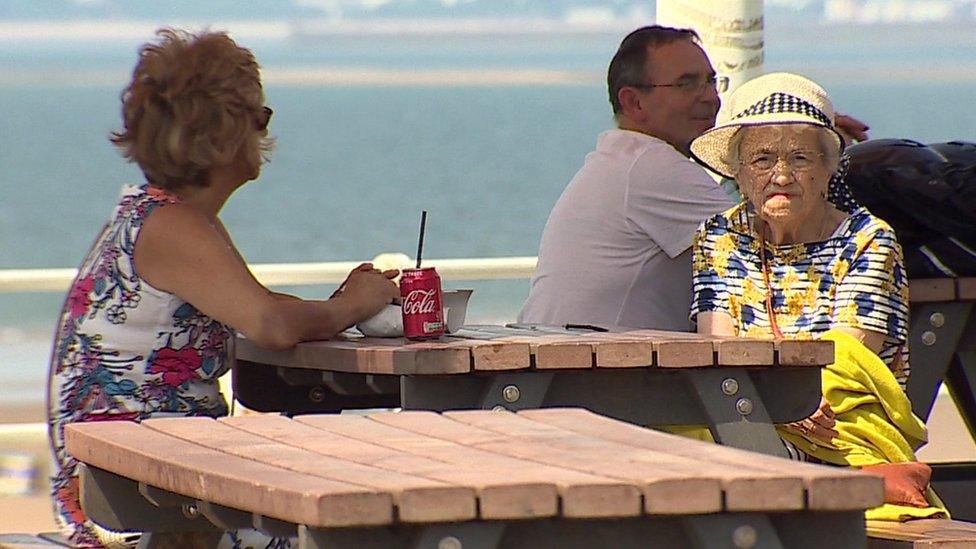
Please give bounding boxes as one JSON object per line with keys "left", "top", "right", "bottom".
{"left": 696, "top": 311, "right": 735, "bottom": 336}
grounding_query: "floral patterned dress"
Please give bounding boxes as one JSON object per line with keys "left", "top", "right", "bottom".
{"left": 47, "top": 184, "right": 231, "bottom": 546}
{"left": 691, "top": 203, "right": 911, "bottom": 387}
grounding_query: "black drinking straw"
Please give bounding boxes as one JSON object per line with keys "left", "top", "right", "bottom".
{"left": 415, "top": 210, "right": 427, "bottom": 269}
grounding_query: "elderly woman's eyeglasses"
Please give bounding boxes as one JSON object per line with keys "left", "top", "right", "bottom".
{"left": 257, "top": 106, "right": 273, "bottom": 131}
{"left": 632, "top": 74, "right": 730, "bottom": 95}
{"left": 743, "top": 150, "right": 824, "bottom": 175}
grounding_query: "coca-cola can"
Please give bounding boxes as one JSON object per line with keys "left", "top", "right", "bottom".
{"left": 400, "top": 267, "right": 445, "bottom": 340}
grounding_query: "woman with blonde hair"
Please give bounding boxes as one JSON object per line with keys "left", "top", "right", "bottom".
{"left": 47, "top": 29, "right": 398, "bottom": 546}
{"left": 689, "top": 72, "right": 947, "bottom": 520}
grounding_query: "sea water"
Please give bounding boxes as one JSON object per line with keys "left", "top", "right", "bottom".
{"left": 1, "top": 22, "right": 974, "bottom": 406}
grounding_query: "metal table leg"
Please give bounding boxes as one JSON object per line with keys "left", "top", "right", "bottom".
{"left": 299, "top": 512, "right": 865, "bottom": 549}
{"left": 906, "top": 302, "right": 973, "bottom": 422}
{"left": 682, "top": 369, "right": 791, "bottom": 458}
{"left": 79, "top": 465, "right": 216, "bottom": 534}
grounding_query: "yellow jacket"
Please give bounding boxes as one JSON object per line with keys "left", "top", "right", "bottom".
{"left": 778, "top": 329, "right": 947, "bottom": 520}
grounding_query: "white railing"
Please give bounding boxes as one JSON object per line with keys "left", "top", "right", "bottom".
{"left": 0, "top": 254, "right": 539, "bottom": 293}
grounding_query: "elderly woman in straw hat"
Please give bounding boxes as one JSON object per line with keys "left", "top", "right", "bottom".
{"left": 688, "top": 73, "right": 946, "bottom": 518}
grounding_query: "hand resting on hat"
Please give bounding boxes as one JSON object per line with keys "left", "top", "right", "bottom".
{"left": 835, "top": 113, "right": 870, "bottom": 145}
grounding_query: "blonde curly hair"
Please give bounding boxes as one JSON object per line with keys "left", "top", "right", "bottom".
{"left": 111, "top": 28, "right": 274, "bottom": 189}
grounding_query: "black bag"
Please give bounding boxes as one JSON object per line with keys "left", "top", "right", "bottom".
{"left": 845, "top": 139, "right": 976, "bottom": 278}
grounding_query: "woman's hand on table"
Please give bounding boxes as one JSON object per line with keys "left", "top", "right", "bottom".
{"left": 331, "top": 263, "right": 398, "bottom": 297}
{"left": 334, "top": 264, "right": 400, "bottom": 320}
{"left": 787, "top": 396, "right": 838, "bottom": 443}
{"left": 330, "top": 263, "right": 373, "bottom": 297}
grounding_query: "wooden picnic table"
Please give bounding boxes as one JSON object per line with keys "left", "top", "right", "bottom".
{"left": 235, "top": 326, "right": 833, "bottom": 459}
{"left": 904, "top": 278, "right": 976, "bottom": 436}
{"left": 904, "top": 277, "right": 976, "bottom": 524}
{"left": 65, "top": 408, "right": 883, "bottom": 549}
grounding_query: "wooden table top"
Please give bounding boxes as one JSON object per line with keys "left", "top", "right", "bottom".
{"left": 236, "top": 325, "right": 835, "bottom": 376}
{"left": 65, "top": 408, "right": 882, "bottom": 529}
{"left": 909, "top": 277, "right": 976, "bottom": 303}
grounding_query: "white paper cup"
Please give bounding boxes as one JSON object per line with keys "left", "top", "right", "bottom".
{"left": 441, "top": 289, "right": 473, "bottom": 333}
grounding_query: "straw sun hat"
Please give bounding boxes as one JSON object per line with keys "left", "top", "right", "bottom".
{"left": 689, "top": 72, "right": 843, "bottom": 179}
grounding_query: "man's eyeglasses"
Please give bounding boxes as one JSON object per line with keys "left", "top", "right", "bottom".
{"left": 632, "top": 75, "right": 730, "bottom": 95}
{"left": 742, "top": 150, "right": 825, "bottom": 175}
{"left": 257, "top": 106, "right": 273, "bottom": 131}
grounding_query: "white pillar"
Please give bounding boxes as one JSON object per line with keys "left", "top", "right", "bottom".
{"left": 655, "top": 0, "right": 764, "bottom": 96}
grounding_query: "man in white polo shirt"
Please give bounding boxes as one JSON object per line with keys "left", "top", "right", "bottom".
{"left": 518, "top": 26, "right": 734, "bottom": 330}
{"left": 519, "top": 26, "right": 869, "bottom": 330}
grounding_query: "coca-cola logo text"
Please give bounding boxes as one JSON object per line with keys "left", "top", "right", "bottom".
{"left": 402, "top": 289, "right": 440, "bottom": 315}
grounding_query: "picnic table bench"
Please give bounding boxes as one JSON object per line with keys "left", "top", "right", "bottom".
{"left": 235, "top": 327, "right": 831, "bottom": 459}
{"left": 843, "top": 276, "right": 976, "bottom": 546}
{"left": 906, "top": 278, "right": 976, "bottom": 523}
{"left": 64, "top": 408, "right": 884, "bottom": 549}
{"left": 906, "top": 278, "right": 976, "bottom": 436}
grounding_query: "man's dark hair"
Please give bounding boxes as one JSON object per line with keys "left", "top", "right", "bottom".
{"left": 607, "top": 25, "right": 700, "bottom": 116}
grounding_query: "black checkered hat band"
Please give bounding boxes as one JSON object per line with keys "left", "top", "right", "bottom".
{"left": 732, "top": 92, "right": 832, "bottom": 127}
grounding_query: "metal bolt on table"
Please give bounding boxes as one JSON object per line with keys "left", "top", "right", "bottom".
{"left": 736, "top": 398, "right": 754, "bottom": 416}
{"left": 722, "top": 378, "right": 739, "bottom": 396}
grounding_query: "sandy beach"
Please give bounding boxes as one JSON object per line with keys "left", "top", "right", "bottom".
{"left": 2, "top": 403, "right": 45, "bottom": 425}
{"left": 0, "top": 496, "right": 55, "bottom": 536}
{"left": 0, "top": 403, "right": 52, "bottom": 535}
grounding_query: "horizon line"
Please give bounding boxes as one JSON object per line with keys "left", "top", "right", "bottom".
{"left": 1, "top": 64, "right": 975, "bottom": 88}
{"left": 1, "top": 17, "right": 975, "bottom": 43}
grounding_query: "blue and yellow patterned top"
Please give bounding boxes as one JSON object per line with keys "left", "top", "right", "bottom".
{"left": 691, "top": 202, "right": 910, "bottom": 386}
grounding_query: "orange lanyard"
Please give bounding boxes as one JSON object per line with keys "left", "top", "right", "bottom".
{"left": 759, "top": 223, "right": 785, "bottom": 341}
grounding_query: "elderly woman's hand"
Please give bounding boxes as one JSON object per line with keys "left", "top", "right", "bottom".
{"left": 786, "top": 396, "right": 838, "bottom": 443}
{"left": 861, "top": 462, "right": 932, "bottom": 508}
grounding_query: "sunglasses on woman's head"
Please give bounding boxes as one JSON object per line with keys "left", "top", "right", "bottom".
{"left": 257, "top": 106, "right": 273, "bottom": 131}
